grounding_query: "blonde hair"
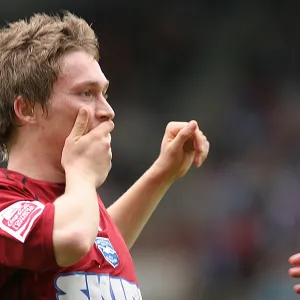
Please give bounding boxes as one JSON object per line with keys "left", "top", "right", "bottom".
{"left": 0, "top": 12, "right": 99, "bottom": 159}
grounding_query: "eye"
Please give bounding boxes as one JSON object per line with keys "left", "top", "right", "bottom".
{"left": 82, "top": 90, "right": 93, "bottom": 97}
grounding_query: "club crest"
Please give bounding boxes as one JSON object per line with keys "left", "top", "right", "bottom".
{"left": 95, "top": 237, "right": 119, "bottom": 268}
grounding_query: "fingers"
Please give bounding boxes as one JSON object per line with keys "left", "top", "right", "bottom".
{"left": 68, "top": 108, "right": 89, "bottom": 140}
{"left": 194, "top": 139, "right": 210, "bottom": 168}
{"left": 86, "top": 120, "right": 114, "bottom": 151}
{"left": 192, "top": 125, "right": 209, "bottom": 168}
{"left": 289, "top": 254, "right": 300, "bottom": 279}
{"left": 290, "top": 253, "right": 300, "bottom": 266}
{"left": 294, "top": 285, "right": 300, "bottom": 294}
{"left": 170, "top": 120, "right": 210, "bottom": 167}
{"left": 172, "top": 121, "right": 197, "bottom": 149}
{"left": 289, "top": 253, "right": 300, "bottom": 294}
{"left": 290, "top": 267, "right": 300, "bottom": 278}
{"left": 89, "top": 120, "right": 115, "bottom": 137}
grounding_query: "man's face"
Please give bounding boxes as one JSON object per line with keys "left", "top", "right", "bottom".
{"left": 38, "top": 51, "right": 115, "bottom": 167}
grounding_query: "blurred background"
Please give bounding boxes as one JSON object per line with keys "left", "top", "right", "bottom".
{"left": 1, "top": 0, "right": 300, "bottom": 299}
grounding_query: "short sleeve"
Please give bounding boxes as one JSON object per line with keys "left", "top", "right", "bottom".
{"left": 0, "top": 184, "right": 59, "bottom": 271}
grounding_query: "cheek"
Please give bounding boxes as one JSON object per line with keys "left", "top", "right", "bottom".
{"left": 62, "top": 98, "right": 95, "bottom": 129}
{"left": 41, "top": 112, "right": 73, "bottom": 147}
{"left": 45, "top": 121, "right": 70, "bottom": 148}
{"left": 58, "top": 115, "right": 76, "bottom": 142}
{"left": 53, "top": 102, "right": 78, "bottom": 134}
{"left": 49, "top": 95, "right": 94, "bottom": 135}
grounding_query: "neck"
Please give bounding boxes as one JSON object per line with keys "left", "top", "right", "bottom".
{"left": 7, "top": 138, "right": 65, "bottom": 184}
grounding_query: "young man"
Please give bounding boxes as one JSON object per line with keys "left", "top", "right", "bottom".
{"left": 0, "top": 12, "right": 210, "bottom": 299}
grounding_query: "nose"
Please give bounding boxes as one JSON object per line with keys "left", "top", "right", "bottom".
{"left": 95, "top": 100, "right": 115, "bottom": 121}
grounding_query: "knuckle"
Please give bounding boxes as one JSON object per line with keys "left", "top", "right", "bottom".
{"left": 166, "top": 121, "right": 175, "bottom": 130}
{"left": 110, "top": 121, "right": 115, "bottom": 131}
{"left": 64, "top": 136, "right": 73, "bottom": 146}
{"left": 166, "top": 121, "right": 183, "bottom": 128}
{"left": 104, "top": 120, "right": 114, "bottom": 133}
{"left": 180, "top": 131, "right": 189, "bottom": 139}
{"left": 93, "top": 130, "right": 102, "bottom": 139}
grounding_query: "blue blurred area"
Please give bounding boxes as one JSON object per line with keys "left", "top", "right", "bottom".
{"left": 1, "top": 0, "right": 300, "bottom": 299}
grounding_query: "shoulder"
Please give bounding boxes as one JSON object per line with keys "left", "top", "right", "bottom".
{"left": 0, "top": 169, "right": 36, "bottom": 208}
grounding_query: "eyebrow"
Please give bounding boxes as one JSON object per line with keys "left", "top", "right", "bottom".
{"left": 72, "top": 80, "right": 110, "bottom": 91}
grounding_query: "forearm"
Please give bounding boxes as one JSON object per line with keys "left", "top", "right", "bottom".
{"left": 107, "top": 162, "right": 174, "bottom": 249}
{"left": 53, "top": 172, "right": 99, "bottom": 266}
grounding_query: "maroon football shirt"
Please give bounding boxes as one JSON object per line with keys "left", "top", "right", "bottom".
{"left": 0, "top": 169, "right": 142, "bottom": 299}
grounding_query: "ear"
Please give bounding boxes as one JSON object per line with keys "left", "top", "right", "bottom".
{"left": 13, "top": 96, "right": 37, "bottom": 125}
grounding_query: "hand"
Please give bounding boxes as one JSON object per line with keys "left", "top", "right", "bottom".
{"left": 154, "top": 120, "right": 209, "bottom": 181}
{"left": 61, "top": 108, "right": 114, "bottom": 188}
{"left": 289, "top": 253, "right": 300, "bottom": 294}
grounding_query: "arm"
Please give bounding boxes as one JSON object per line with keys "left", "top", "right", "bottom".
{"left": 108, "top": 120, "right": 210, "bottom": 249}
{"left": 54, "top": 108, "right": 113, "bottom": 266}
{"left": 0, "top": 173, "right": 99, "bottom": 271}
{"left": 53, "top": 172, "right": 99, "bottom": 267}
{"left": 107, "top": 162, "right": 173, "bottom": 249}
{"left": 0, "top": 108, "right": 112, "bottom": 271}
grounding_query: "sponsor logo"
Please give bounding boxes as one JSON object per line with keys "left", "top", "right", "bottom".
{"left": 55, "top": 273, "right": 142, "bottom": 300}
{"left": 0, "top": 201, "right": 45, "bottom": 242}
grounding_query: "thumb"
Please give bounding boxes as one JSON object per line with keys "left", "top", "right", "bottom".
{"left": 172, "top": 121, "right": 197, "bottom": 148}
{"left": 69, "top": 108, "right": 89, "bottom": 140}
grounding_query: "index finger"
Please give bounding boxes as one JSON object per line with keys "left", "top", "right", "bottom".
{"left": 87, "top": 120, "right": 115, "bottom": 137}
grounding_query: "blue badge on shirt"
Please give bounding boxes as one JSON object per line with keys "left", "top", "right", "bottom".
{"left": 95, "top": 237, "right": 119, "bottom": 268}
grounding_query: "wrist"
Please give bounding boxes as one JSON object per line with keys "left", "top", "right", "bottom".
{"left": 148, "top": 159, "right": 177, "bottom": 186}
{"left": 65, "top": 168, "right": 96, "bottom": 191}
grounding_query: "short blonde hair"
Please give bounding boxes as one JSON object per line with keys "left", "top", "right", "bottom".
{"left": 0, "top": 12, "right": 99, "bottom": 159}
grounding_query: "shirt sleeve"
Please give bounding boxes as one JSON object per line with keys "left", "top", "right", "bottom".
{"left": 0, "top": 182, "right": 59, "bottom": 272}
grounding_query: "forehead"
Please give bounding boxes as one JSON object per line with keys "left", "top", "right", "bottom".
{"left": 56, "top": 51, "right": 107, "bottom": 89}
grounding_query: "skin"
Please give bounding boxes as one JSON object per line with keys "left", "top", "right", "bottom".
{"left": 8, "top": 51, "right": 114, "bottom": 182}
{"left": 289, "top": 253, "right": 300, "bottom": 294}
{"left": 7, "top": 49, "right": 210, "bottom": 257}
{"left": 8, "top": 50, "right": 208, "bottom": 185}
